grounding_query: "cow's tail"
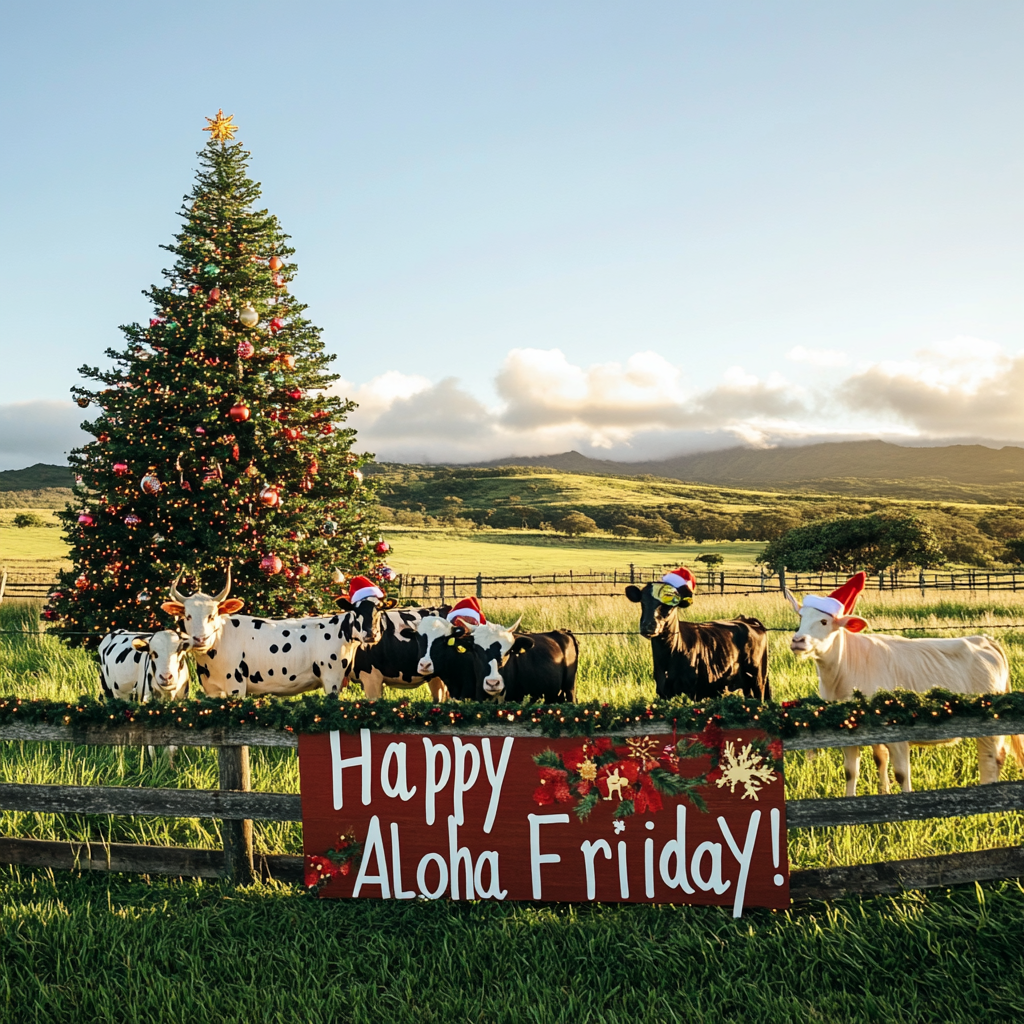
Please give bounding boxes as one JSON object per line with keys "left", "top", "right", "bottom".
{"left": 563, "top": 630, "right": 580, "bottom": 702}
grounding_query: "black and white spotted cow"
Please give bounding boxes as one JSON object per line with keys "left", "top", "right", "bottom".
{"left": 161, "top": 570, "right": 386, "bottom": 698}
{"left": 353, "top": 606, "right": 454, "bottom": 700}
{"left": 98, "top": 630, "right": 191, "bottom": 703}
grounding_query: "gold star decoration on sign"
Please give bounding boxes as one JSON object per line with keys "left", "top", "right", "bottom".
{"left": 203, "top": 110, "right": 238, "bottom": 142}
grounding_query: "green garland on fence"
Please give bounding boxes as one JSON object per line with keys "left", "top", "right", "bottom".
{"left": 0, "top": 688, "right": 1022, "bottom": 738}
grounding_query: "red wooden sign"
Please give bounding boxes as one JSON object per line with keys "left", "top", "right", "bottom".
{"left": 299, "top": 726, "right": 788, "bottom": 915}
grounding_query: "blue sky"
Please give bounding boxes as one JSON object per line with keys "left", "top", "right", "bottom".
{"left": 2, "top": 1, "right": 1023, "bottom": 468}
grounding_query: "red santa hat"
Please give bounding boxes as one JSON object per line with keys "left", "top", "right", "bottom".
{"left": 802, "top": 572, "right": 866, "bottom": 617}
{"left": 446, "top": 596, "right": 485, "bottom": 626}
{"left": 348, "top": 575, "right": 384, "bottom": 604}
{"left": 660, "top": 567, "right": 696, "bottom": 593}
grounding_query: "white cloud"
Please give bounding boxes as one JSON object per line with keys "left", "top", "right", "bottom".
{"left": 787, "top": 345, "right": 850, "bottom": 368}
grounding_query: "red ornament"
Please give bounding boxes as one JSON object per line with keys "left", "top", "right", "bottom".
{"left": 269, "top": 318, "right": 284, "bottom": 334}
{"left": 258, "top": 485, "right": 281, "bottom": 508}
{"left": 269, "top": 256, "right": 284, "bottom": 272}
{"left": 285, "top": 387, "right": 302, "bottom": 401}
{"left": 375, "top": 540, "right": 390, "bottom": 555}
{"left": 237, "top": 340, "right": 255, "bottom": 359}
{"left": 112, "top": 462, "right": 129, "bottom": 476}
{"left": 98, "top": 433, "right": 109, "bottom": 443}
{"left": 299, "top": 475, "right": 314, "bottom": 491}
{"left": 228, "top": 404, "right": 251, "bottom": 422}
{"left": 279, "top": 353, "right": 296, "bottom": 370}
{"left": 260, "top": 555, "right": 284, "bottom": 575}
{"left": 189, "top": 285, "right": 201, "bottom": 295}
{"left": 283, "top": 427, "right": 302, "bottom": 441}
{"left": 208, "top": 287, "right": 221, "bottom": 303}
{"left": 307, "top": 459, "right": 319, "bottom": 475}
{"left": 75, "top": 574, "right": 89, "bottom": 590}
{"left": 296, "top": 563, "right": 311, "bottom": 577}
{"left": 78, "top": 513, "right": 94, "bottom": 527}
{"left": 273, "top": 273, "right": 285, "bottom": 288}
{"left": 149, "top": 318, "right": 163, "bottom": 327}
{"left": 319, "top": 423, "right": 333, "bottom": 435}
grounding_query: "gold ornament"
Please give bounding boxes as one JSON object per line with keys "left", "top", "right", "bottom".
{"left": 203, "top": 109, "right": 238, "bottom": 142}
{"left": 714, "top": 741, "right": 778, "bottom": 801}
{"left": 625, "top": 736, "right": 659, "bottom": 762}
{"left": 578, "top": 759, "right": 597, "bottom": 782}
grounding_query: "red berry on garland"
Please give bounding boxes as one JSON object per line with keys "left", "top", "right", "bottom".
{"left": 279, "top": 353, "right": 295, "bottom": 370}
{"left": 260, "top": 554, "right": 283, "bottom": 575}
{"left": 269, "top": 256, "right": 283, "bottom": 272}
{"left": 269, "top": 318, "right": 284, "bottom": 334}
{"left": 140, "top": 470, "right": 162, "bottom": 495}
{"left": 375, "top": 540, "right": 390, "bottom": 555}
{"left": 228, "top": 404, "right": 250, "bottom": 422}
{"left": 237, "top": 340, "right": 255, "bottom": 359}
{"left": 113, "top": 463, "right": 129, "bottom": 476}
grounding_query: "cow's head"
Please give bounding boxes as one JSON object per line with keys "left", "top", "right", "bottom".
{"left": 398, "top": 615, "right": 454, "bottom": 676}
{"left": 131, "top": 629, "right": 191, "bottom": 696}
{"left": 462, "top": 619, "right": 533, "bottom": 699}
{"left": 786, "top": 573, "right": 868, "bottom": 657}
{"left": 161, "top": 568, "right": 243, "bottom": 653}
{"left": 335, "top": 594, "right": 394, "bottom": 644}
{"left": 625, "top": 581, "right": 694, "bottom": 639}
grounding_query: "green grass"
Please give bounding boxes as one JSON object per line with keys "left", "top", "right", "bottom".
{"left": 2, "top": 596, "right": 1024, "bottom": 1021}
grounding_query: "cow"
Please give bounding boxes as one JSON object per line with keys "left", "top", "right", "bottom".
{"left": 439, "top": 619, "right": 579, "bottom": 703}
{"left": 98, "top": 629, "right": 191, "bottom": 703}
{"left": 98, "top": 629, "right": 192, "bottom": 762}
{"left": 787, "top": 572, "right": 1024, "bottom": 796}
{"left": 161, "top": 569, "right": 387, "bottom": 698}
{"left": 352, "top": 606, "right": 454, "bottom": 700}
{"left": 625, "top": 571, "right": 769, "bottom": 701}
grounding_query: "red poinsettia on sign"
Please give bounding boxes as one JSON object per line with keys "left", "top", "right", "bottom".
{"left": 304, "top": 830, "right": 365, "bottom": 894}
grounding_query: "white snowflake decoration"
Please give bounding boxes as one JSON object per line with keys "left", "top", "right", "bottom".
{"left": 715, "top": 741, "right": 777, "bottom": 801}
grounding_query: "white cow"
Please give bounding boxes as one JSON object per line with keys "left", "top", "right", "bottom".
{"left": 161, "top": 569, "right": 385, "bottom": 698}
{"left": 98, "top": 630, "right": 191, "bottom": 703}
{"left": 787, "top": 583, "right": 1023, "bottom": 796}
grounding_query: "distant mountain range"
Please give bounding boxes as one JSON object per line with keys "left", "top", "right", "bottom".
{"left": 0, "top": 463, "right": 74, "bottom": 492}
{"left": 472, "top": 440, "right": 1024, "bottom": 492}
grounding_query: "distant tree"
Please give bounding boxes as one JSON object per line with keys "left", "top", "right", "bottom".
{"left": 695, "top": 553, "right": 724, "bottom": 568}
{"left": 683, "top": 513, "right": 736, "bottom": 543}
{"left": 743, "top": 510, "right": 802, "bottom": 542}
{"left": 12, "top": 513, "right": 46, "bottom": 529}
{"left": 555, "top": 511, "right": 598, "bottom": 537}
{"left": 612, "top": 524, "right": 639, "bottom": 538}
{"left": 616, "top": 515, "right": 675, "bottom": 542}
{"left": 757, "top": 513, "right": 944, "bottom": 574}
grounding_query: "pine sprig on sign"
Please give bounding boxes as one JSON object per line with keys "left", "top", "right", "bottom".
{"left": 533, "top": 749, "right": 563, "bottom": 769}
{"left": 613, "top": 799, "right": 635, "bottom": 819}
{"left": 574, "top": 792, "right": 599, "bottom": 821}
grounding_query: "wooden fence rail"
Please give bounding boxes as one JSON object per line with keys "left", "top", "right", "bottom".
{"left": 0, "top": 718, "right": 1021, "bottom": 899}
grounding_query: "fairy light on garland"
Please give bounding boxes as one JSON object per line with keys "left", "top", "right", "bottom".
{"left": 50, "top": 114, "right": 387, "bottom": 644}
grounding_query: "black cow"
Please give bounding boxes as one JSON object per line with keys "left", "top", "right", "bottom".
{"left": 433, "top": 621, "right": 578, "bottom": 703}
{"left": 415, "top": 626, "right": 481, "bottom": 701}
{"left": 352, "top": 606, "right": 451, "bottom": 699}
{"left": 625, "top": 583, "right": 770, "bottom": 701}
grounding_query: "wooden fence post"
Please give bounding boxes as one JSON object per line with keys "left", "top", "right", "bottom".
{"left": 0, "top": 570, "right": 6, "bottom": 605}
{"left": 630, "top": 563, "right": 635, "bottom": 584}
{"left": 777, "top": 568, "right": 786, "bottom": 593}
{"left": 440, "top": 576, "right": 446, "bottom": 605}
{"left": 476, "top": 573, "right": 483, "bottom": 599}
{"left": 219, "top": 745, "right": 253, "bottom": 884}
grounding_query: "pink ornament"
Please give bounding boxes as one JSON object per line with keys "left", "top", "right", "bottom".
{"left": 375, "top": 540, "right": 390, "bottom": 555}
{"left": 260, "top": 554, "right": 283, "bottom": 575}
{"left": 195, "top": 425, "right": 206, "bottom": 435}
{"left": 237, "top": 340, "right": 255, "bottom": 359}
{"left": 124, "top": 514, "right": 141, "bottom": 526}
{"left": 78, "top": 513, "right": 94, "bottom": 527}
{"left": 113, "top": 462, "right": 129, "bottom": 476}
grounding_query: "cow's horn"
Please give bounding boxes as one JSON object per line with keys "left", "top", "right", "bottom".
{"left": 509, "top": 616, "right": 523, "bottom": 633}
{"left": 213, "top": 565, "right": 232, "bottom": 603}
{"left": 169, "top": 572, "right": 187, "bottom": 604}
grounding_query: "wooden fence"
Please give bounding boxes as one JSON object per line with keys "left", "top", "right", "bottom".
{"left": 0, "top": 718, "right": 1020, "bottom": 900}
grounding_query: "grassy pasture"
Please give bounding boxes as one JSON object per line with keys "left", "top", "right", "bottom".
{"left": 1, "top": 594, "right": 1023, "bottom": 1021}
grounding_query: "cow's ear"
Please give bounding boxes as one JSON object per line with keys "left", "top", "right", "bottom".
{"left": 161, "top": 602, "right": 185, "bottom": 617}
{"left": 379, "top": 598, "right": 397, "bottom": 611}
{"left": 837, "top": 615, "right": 868, "bottom": 633}
{"left": 511, "top": 636, "right": 534, "bottom": 654}
{"left": 335, "top": 598, "right": 354, "bottom": 611}
{"left": 399, "top": 627, "right": 417, "bottom": 639}
{"left": 624, "top": 586, "right": 642, "bottom": 603}
{"left": 131, "top": 637, "right": 149, "bottom": 651}
{"left": 218, "top": 599, "right": 245, "bottom": 614}
{"left": 177, "top": 639, "right": 191, "bottom": 652}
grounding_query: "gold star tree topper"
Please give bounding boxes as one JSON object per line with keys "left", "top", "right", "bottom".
{"left": 203, "top": 110, "right": 238, "bottom": 142}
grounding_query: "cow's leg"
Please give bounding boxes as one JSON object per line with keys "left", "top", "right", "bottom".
{"left": 426, "top": 678, "right": 450, "bottom": 702}
{"left": 889, "top": 742, "right": 911, "bottom": 792}
{"left": 842, "top": 746, "right": 861, "bottom": 797}
{"left": 977, "top": 735, "right": 1006, "bottom": 784}
{"left": 872, "top": 744, "right": 890, "bottom": 795}
{"left": 360, "top": 669, "right": 385, "bottom": 700}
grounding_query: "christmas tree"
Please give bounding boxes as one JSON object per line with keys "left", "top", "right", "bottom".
{"left": 48, "top": 111, "right": 389, "bottom": 644}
